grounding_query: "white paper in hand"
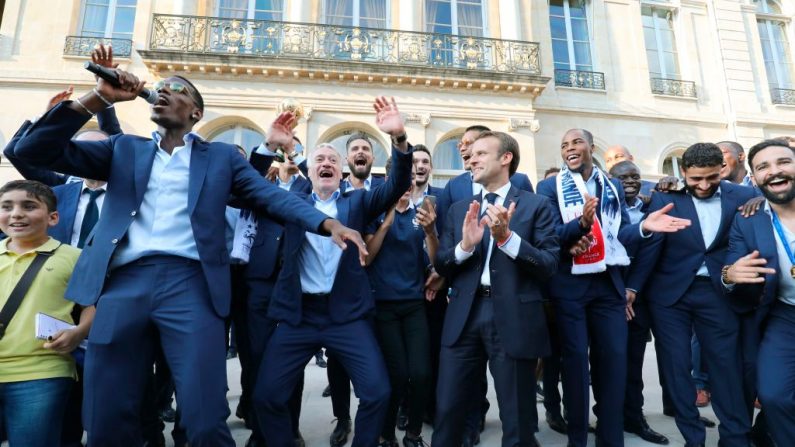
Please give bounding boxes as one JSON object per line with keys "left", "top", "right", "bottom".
{"left": 35, "top": 312, "right": 87, "bottom": 349}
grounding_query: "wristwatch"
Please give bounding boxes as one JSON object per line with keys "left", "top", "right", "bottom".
{"left": 721, "top": 265, "right": 733, "bottom": 285}
{"left": 391, "top": 133, "right": 407, "bottom": 145}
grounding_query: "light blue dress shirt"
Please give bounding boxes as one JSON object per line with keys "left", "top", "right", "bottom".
{"left": 277, "top": 175, "right": 298, "bottom": 191}
{"left": 112, "top": 132, "right": 201, "bottom": 268}
{"left": 690, "top": 188, "right": 722, "bottom": 277}
{"left": 764, "top": 202, "right": 795, "bottom": 306}
{"left": 626, "top": 197, "right": 644, "bottom": 225}
{"left": 344, "top": 175, "right": 372, "bottom": 192}
{"left": 299, "top": 190, "right": 343, "bottom": 294}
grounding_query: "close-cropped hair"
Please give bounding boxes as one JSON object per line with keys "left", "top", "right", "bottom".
{"left": 748, "top": 139, "right": 795, "bottom": 170}
{"left": 345, "top": 133, "right": 373, "bottom": 151}
{"left": 0, "top": 180, "right": 57, "bottom": 212}
{"left": 413, "top": 144, "right": 432, "bottom": 162}
{"left": 544, "top": 167, "right": 561, "bottom": 177}
{"left": 565, "top": 128, "right": 594, "bottom": 146}
{"left": 465, "top": 124, "right": 491, "bottom": 134}
{"left": 174, "top": 75, "right": 205, "bottom": 112}
{"left": 474, "top": 131, "right": 520, "bottom": 176}
{"left": 308, "top": 143, "right": 341, "bottom": 167}
{"left": 681, "top": 142, "right": 724, "bottom": 169}
{"left": 717, "top": 140, "right": 744, "bottom": 157}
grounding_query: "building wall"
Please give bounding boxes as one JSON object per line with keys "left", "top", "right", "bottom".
{"left": 1, "top": 0, "right": 795, "bottom": 187}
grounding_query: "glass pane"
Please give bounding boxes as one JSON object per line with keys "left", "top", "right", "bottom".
{"left": 641, "top": 6, "right": 653, "bottom": 27}
{"left": 550, "top": 16, "right": 567, "bottom": 40}
{"left": 662, "top": 51, "right": 679, "bottom": 77}
{"left": 659, "top": 29, "right": 676, "bottom": 52}
{"left": 571, "top": 17, "right": 589, "bottom": 42}
{"left": 643, "top": 27, "right": 657, "bottom": 51}
{"left": 426, "top": 0, "right": 452, "bottom": 33}
{"left": 254, "top": 0, "right": 284, "bottom": 20}
{"left": 555, "top": 61, "right": 570, "bottom": 71}
{"left": 117, "top": 0, "right": 136, "bottom": 5}
{"left": 325, "top": 0, "right": 353, "bottom": 25}
{"left": 575, "top": 63, "right": 593, "bottom": 72}
{"left": 646, "top": 49, "right": 661, "bottom": 75}
{"left": 573, "top": 41, "right": 591, "bottom": 66}
{"left": 569, "top": 0, "right": 586, "bottom": 18}
{"left": 549, "top": 0, "right": 564, "bottom": 17}
{"left": 113, "top": 8, "right": 136, "bottom": 34}
{"left": 219, "top": 0, "right": 247, "bottom": 18}
{"left": 82, "top": 3, "right": 109, "bottom": 35}
{"left": 240, "top": 128, "right": 265, "bottom": 151}
{"left": 360, "top": 0, "right": 387, "bottom": 28}
{"left": 766, "top": 61, "right": 780, "bottom": 86}
{"left": 434, "top": 137, "right": 464, "bottom": 170}
{"left": 457, "top": 3, "right": 484, "bottom": 36}
{"left": 552, "top": 39, "right": 570, "bottom": 65}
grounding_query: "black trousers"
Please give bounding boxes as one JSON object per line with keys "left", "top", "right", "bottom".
{"left": 374, "top": 300, "right": 432, "bottom": 439}
{"left": 327, "top": 355, "right": 352, "bottom": 420}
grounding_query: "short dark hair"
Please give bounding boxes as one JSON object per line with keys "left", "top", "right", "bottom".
{"left": 173, "top": 75, "right": 205, "bottom": 112}
{"left": 465, "top": 125, "right": 490, "bottom": 134}
{"left": 609, "top": 160, "right": 640, "bottom": 177}
{"left": 564, "top": 128, "right": 594, "bottom": 145}
{"left": 475, "top": 131, "right": 520, "bottom": 176}
{"left": 748, "top": 139, "right": 795, "bottom": 171}
{"left": 0, "top": 180, "right": 57, "bottom": 212}
{"left": 717, "top": 140, "right": 744, "bottom": 157}
{"left": 413, "top": 144, "right": 432, "bottom": 163}
{"left": 544, "top": 167, "right": 560, "bottom": 177}
{"left": 345, "top": 133, "right": 373, "bottom": 152}
{"left": 681, "top": 142, "right": 724, "bottom": 169}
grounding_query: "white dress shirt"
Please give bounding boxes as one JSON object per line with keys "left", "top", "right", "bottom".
{"left": 690, "top": 188, "right": 722, "bottom": 277}
{"left": 299, "top": 190, "right": 344, "bottom": 294}
{"left": 112, "top": 132, "right": 201, "bottom": 268}
{"left": 454, "top": 182, "right": 522, "bottom": 286}
{"left": 70, "top": 182, "right": 107, "bottom": 246}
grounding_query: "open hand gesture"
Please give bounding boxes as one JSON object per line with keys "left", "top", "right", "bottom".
{"left": 460, "top": 200, "right": 485, "bottom": 252}
{"left": 46, "top": 86, "right": 74, "bottom": 111}
{"left": 641, "top": 203, "right": 691, "bottom": 233}
{"left": 373, "top": 96, "right": 405, "bottom": 137}
{"left": 91, "top": 44, "right": 118, "bottom": 70}
{"left": 266, "top": 112, "right": 296, "bottom": 152}
{"left": 725, "top": 250, "right": 776, "bottom": 284}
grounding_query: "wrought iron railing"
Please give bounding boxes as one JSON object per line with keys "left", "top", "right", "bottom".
{"left": 147, "top": 14, "right": 541, "bottom": 75}
{"left": 63, "top": 36, "right": 133, "bottom": 58}
{"left": 554, "top": 69, "right": 605, "bottom": 90}
{"left": 771, "top": 88, "right": 795, "bottom": 105}
{"left": 650, "top": 77, "right": 697, "bottom": 98}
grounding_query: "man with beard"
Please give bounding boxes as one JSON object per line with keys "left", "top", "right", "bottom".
{"left": 723, "top": 139, "right": 795, "bottom": 447}
{"left": 343, "top": 133, "right": 385, "bottom": 192}
{"left": 607, "top": 160, "right": 669, "bottom": 445}
{"left": 536, "top": 128, "right": 691, "bottom": 447}
{"left": 628, "top": 143, "right": 756, "bottom": 447}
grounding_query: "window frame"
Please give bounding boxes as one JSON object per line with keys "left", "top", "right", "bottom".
{"left": 321, "top": 0, "right": 391, "bottom": 28}
{"left": 549, "top": 0, "right": 594, "bottom": 72}
{"left": 425, "top": 0, "right": 489, "bottom": 37}
{"left": 207, "top": 124, "right": 266, "bottom": 156}
{"left": 216, "top": 0, "right": 286, "bottom": 21}
{"left": 641, "top": 3, "right": 680, "bottom": 80}
{"left": 755, "top": 1, "right": 794, "bottom": 91}
{"left": 78, "top": 0, "right": 137, "bottom": 40}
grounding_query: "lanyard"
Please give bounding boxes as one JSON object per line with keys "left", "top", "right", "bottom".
{"left": 771, "top": 209, "right": 795, "bottom": 267}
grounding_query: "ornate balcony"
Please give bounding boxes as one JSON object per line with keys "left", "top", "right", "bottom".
{"left": 138, "top": 14, "right": 549, "bottom": 95}
{"left": 771, "top": 88, "right": 795, "bottom": 105}
{"left": 63, "top": 36, "right": 133, "bottom": 58}
{"left": 554, "top": 69, "right": 605, "bottom": 90}
{"left": 650, "top": 77, "right": 697, "bottom": 98}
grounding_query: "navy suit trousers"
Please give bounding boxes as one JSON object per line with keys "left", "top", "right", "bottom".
{"left": 757, "top": 302, "right": 795, "bottom": 446}
{"left": 254, "top": 296, "right": 390, "bottom": 447}
{"left": 649, "top": 278, "right": 749, "bottom": 446}
{"left": 82, "top": 256, "right": 234, "bottom": 447}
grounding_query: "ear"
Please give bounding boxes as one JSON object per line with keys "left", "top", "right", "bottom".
{"left": 191, "top": 107, "right": 204, "bottom": 123}
{"left": 48, "top": 210, "right": 59, "bottom": 227}
{"left": 738, "top": 151, "right": 746, "bottom": 163}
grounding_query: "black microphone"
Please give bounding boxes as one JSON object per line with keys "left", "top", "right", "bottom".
{"left": 83, "top": 61, "right": 158, "bottom": 104}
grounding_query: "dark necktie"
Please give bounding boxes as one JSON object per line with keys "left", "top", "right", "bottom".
{"left": 480, "top": 193, "right": 498, "bottom": 271}
{"left": 77, "top": 188, "right": 104, "bottom": 248}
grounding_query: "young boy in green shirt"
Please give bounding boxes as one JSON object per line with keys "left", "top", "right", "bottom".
{"left": 0, "top": 180, "right": 93, "bottom": 446}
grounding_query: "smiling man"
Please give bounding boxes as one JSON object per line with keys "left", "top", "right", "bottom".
{"left": 12, "top": 70, "right": 365, "bottom": 446}
{"left": 628, "top": 143, "right": 757, "bottom": 447}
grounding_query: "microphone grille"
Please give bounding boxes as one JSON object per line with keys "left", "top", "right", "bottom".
{"left": 144, "top": 89, "right": 159, "bottom": 105}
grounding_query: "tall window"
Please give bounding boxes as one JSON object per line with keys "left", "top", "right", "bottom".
{"left": 324, "top": 128, "right": 389, "bottom": 170}
{"left": 432, "top": 135, "right": 465, "bottom": 187}
{"left": 218, "top": 0, "right": 284, "bottom": 21}
{"left": 324, "top": 0, "right": 388, "bottom": 28}
{"left": 662, "top": 149, "right": 684, "bottom": 179}
{"left": 549, "top": 0, "right": 592, "bottom": 72}
{"left": 209, "top": 125, "right": 265, "bottom": 156}
{"left": 642, "top": 5, "right": 680, "bottom": 80}
{"left": 756, "top": 0, "right": 794, "bottom": 90}
{"left": 80, "top": 0, "right": 137, "bottom": 40}
{"left": 425, "top": 0, "right": 485, "bottom": 37}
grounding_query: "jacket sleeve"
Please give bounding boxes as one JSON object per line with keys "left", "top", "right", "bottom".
{"left": 535, "top": 178, "right": 590, "bottom": 247}
{"left": 360, "top": 146, "right": 413, "bottom": 224}
{"left": 724, "top": 214, "right": 765, "bottom": 298}
{"left": 513, "top": 200, "right": 559, "bottom": 278}
{"left": 97, "top": 106, "right": 123, "bottom": 136}
{"left": 3, "top": 120, "right": 69, "bottom": 186}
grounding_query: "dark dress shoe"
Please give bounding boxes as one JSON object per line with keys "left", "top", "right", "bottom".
{"left": 315, "top": 351, "right": 328, "bottom": 368}
{"left": 330, "top": 418, "right": 352, "bottom": 447}
{"left": 323, "top": 384, "right": 332, "bottom": 398}
{"left": 530, "top": 435, "right": 541, "bottom": 447}
{"left": 397, "top": 405, "right": 408, "bottom": 431}
{"left": 294, "top": 431, "right": 306, "bottom": 447}
{"left": 699, "top": 416, "right": 716, "bottom": 428}
{"left": 546, "top": 411, "right": 568, "bottom": 434}
{"left": 245, "top": 434, "right": 264, "bottom": 447}
{"left": 402, "top": 435, "right": 429, "bottom": 447}
{"left": 378, "top": 439, "right": 399, "bottom": 447}
{"left": 461, "top": 431, "right": 480, "bottom": 447}
{"left": 625, "top": 419, "right": 670, "bottom": 445}
{"left": 479, "top": 399, "right": 490, "bottom": 432}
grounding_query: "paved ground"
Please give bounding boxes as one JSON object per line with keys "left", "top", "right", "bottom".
{"left": 167, "top": 342, "right": 723, "bottom": 446}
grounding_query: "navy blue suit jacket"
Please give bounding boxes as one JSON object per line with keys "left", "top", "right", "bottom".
{"left": 12, "top": 103, "right": 331, "bottom": 317}
{"left": 627, "top": 181, "right": 757, "bottom": 306}
{"left": 536, "top": 176, "right": 642, "bottom": 299}
{"left": 435, "top": 187, "right": 559, "bottom": 359}
{"left": 49, "top": 181, "right": 83, "bottom": 244}
{"left": 268, "top": 147, "right": 413, "bottom": 325}
{"left": 725, "top": 209, "right": 781, "bottom": 320}
{"left": 438, "top": 171, "right": 533, "bottom": 232}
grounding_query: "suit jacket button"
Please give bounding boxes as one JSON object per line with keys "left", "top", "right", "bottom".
{"left": 111, "top": 238, "right": 118, "bottom": 244}
{"left": 130, "top": 210, "right": 137, "bottom": 216}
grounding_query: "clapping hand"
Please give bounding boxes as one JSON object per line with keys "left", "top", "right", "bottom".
{"left": 579, "top": 195, "right": 598, "bottom": 230}
{"left": 483, "top": 202, "right": 515, "bottom": 244}
{"left": 460, "top": 201, "right": 485, "bottom": 252}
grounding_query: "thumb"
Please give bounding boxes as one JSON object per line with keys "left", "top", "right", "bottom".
{"left": 506, "top": 202, "right": 516, "bottom": 219}
{"left": 656, "top": 202, "right": 675, "bottom": 215}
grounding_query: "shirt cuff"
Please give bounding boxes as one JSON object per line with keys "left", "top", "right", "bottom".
{"left": 497, "top": 232, "right": 521, "bottom": 259}
{"left": 639, "top": 221, "right": 653, "bottom": 238}
{"left": 292, "top": 154, "right": 306, "bottom": 165}
{"left": 721, "top": 277, "right": 736, "bottom": 291}
{"left": 254, "top": 143, "right": 277, "bottom": 156}
{"left": 454, "top": 242, "right": 474, "bottom": 264}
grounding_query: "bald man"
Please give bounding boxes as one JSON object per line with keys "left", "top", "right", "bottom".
{"left": 604, "top": 145, "right": 656, "bottom": 196}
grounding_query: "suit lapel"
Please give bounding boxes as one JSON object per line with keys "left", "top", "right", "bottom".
{"left": 134, "top": 140, "right": 157, "bottom": 206}
{"left": 188, "top": 140, "right": 210, "bottom": 216}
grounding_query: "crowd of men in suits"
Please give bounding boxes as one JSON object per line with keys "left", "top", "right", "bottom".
{"left": 3, "top": 44, "right": 795, "bottom": 447}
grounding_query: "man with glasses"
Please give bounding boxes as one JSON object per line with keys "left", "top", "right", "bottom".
{"left": 11, "top": 69, "right": 366, "bottom": 446}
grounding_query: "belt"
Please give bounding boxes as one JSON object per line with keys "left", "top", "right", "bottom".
{"left": 131, "top": 255, "right": 199, "bottom": 266}
{"left": 477, "top": 285, "right": 491, "bottom": 297}
{"left": 302, "top": 292, "right": 331, "bottom": 300}
{"left": 693, "top": 276, "right": 712, "bottom": 283}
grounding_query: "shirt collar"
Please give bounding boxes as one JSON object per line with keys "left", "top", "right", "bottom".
{"left": 344, "top": 175, "right": 372, "bottom": 192}
{"left": 312, "top": 189, "right": 341, "bottom": 204}
{"left": 277, "top": 174, "right": 298, "bottom": 187}
{"left": 0, "top": 237, "right": 60, "bottom": 256}
{"left": 82, "top": 181, "right": 106, "bottom": 194}
{"left": 687, "top": 186, "right": 722, "bottom": 200}
{"left": 151, "top": 131, "right": 202, "bottom": 152}
{"left": 481, "top": 182, "right": 512, "bottom": 202}
{"left": 628, "top": 197, "right": 644, "bottom": 209}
